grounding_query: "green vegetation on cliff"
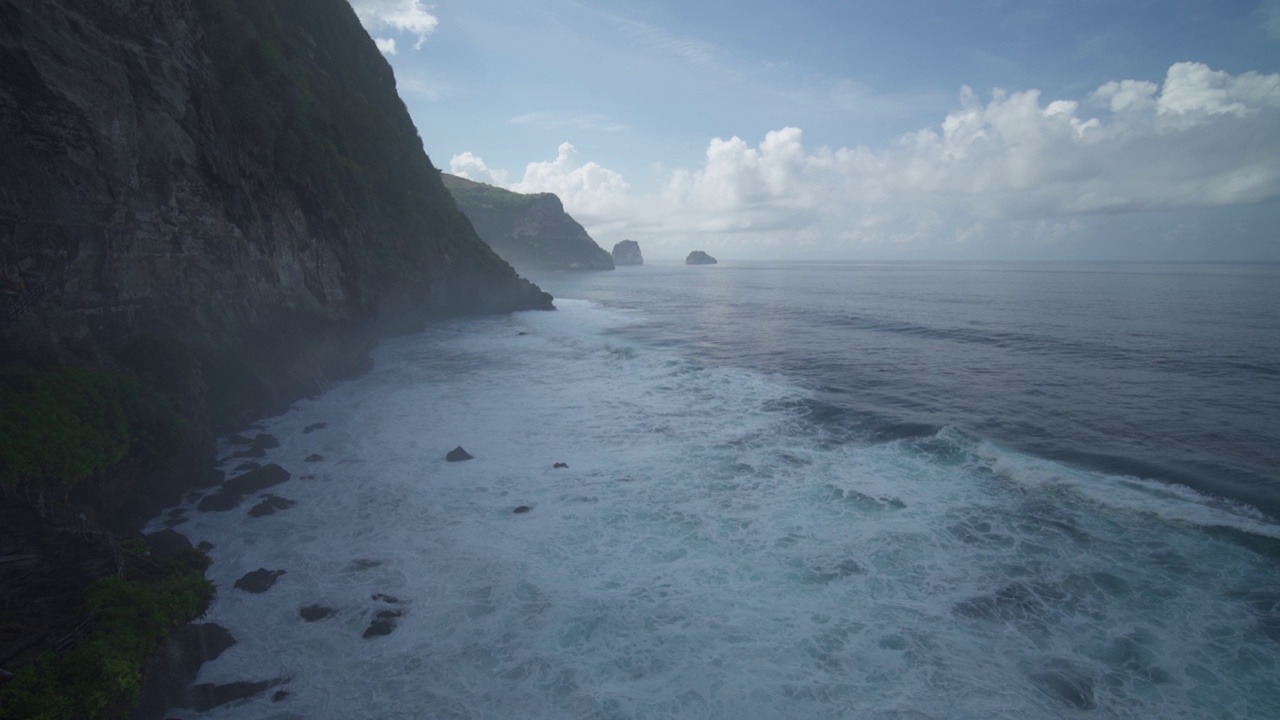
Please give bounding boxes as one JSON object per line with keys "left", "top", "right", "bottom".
{"left": 0, "top": 548, "right": 214, "bottom": 720}
{"left": 0, "top": 367, "right": 187, "bottom": 496}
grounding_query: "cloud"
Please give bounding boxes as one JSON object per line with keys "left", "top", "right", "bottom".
{"left": 374, "top": 37, "right": 397, "bottom": 55}
{"left": 347, "top": 0, "right": 438, "bottom": 49}
{"left": 457, "top": 62, "right": 1280, "bottom": 257}
{"left": 448, "top": 152, "right": 508, "bottom": 186}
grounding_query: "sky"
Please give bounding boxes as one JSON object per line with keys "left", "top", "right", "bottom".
{"left": 347, "top": 0, "right": 1280, "bottom": 261}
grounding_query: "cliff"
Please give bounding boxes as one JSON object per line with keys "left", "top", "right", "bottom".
{"left": 441, "top": 174, "right": 615, "bottom": 272}
{"left": 612, "top": 240, "right": 644, "bottom": 266}
{"left": 0, "top": 0, "right": 552, "bottom": 436}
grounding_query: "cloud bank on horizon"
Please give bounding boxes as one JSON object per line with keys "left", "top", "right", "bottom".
{"left": 450, "top": 62, "right": 1280, "bottom": 259}
{"left": 349, "top": 0, "right": 1280, "bottom": 260}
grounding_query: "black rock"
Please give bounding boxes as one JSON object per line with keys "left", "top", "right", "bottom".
{"left": 251, "top": 433, "right": 280, "bottom": 450}
{"left": 348, "top": 559, "right": 382, "bottom": 571}
{"left": 234, "top": 461, "right": 261, "bottom": 472}
{"left": 446, "top": 446, "right": 474, "bottom": 462}
{"left": 303, "top": 422, "right": 327, "bottom": 434}
{"left": 272, "top": 690, "right": 291, "bottom": 702}
{"left": 299, "top": 604, "right": 336, "bottom": 622}
{"left": 224, "top": 464, "right": 292, "bottom": 496}
{"left": 186, "top": 679, "right": 285, "bottom": 712}
{"left": 362, "top": 609, "right": 403, "bottom": 638}
{"left": 232, "top": 447, "right": 266, "bottom": 460}
{"left": 372, "top": 593, "right": 400, "bottom": 604}
{"left": 248, "top": 496, "right": 296, "bottom": 518}
{"left": 553, "top": 462, "right": 569, "bottom": 469}
{"left": 304, "top": 453, "right": 324, "bottom": 462}
{"left": 163, "top": 515, "right": 189, "bottom": 528}
{"left": 517, "top": 332, "right": 528, "bottom": 336}
{"left": 234, "top": 569, "right": 286, "bottom": 593}
{"left": 144, "top": 530, "right": 192, "bottom": 559}
{"left": 513, "top": 506, "right": 532, "bottom": 514}
{"left": 301, "top": 474, "right": 316, "bottom": 480}
{"left": 197, "top": 492, "right": 244, "bottom": 513}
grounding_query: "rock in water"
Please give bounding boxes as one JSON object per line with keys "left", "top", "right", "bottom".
{"left": 299, "top": 605, "right": 336, "bottom": 622}
{"left": 553, "top": 462, "right": 569, "bottom": 469}
{"left": 248, "top": 495, "right": 296, "bottom": 518}
{"left": 303, "top": 422, "right": 327, "bottom": 434}
{"left": 363, "top": 609, "right": 403, "bottom": 638}
{"left": 686, "top": 250, "right": 718, "bottom": 265}
{"left": 234, "top": 569, "right": 286, "bottom": 594}
{"left": 612, "top": 240, "right": 644, "bottom": 266}
{"left": 513, "top": 506, "right": 532, "bottom": 514}
{"left": 446, "top": 446, "right": 474, "bottom": 462}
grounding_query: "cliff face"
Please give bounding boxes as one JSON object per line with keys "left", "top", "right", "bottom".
{"left": 0, "top": 0, "right": 552, "bottom": 432}
{"left": 441, "top": 174, "right": 615, "bottom": 272}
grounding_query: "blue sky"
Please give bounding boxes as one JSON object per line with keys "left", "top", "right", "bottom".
{"left": 348, "top": 0, "right": 1280, "bottom": 260}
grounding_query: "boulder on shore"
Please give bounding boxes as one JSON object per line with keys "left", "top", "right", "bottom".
{"left": 234, "top": 569, "right": 286, "bottom": 593}
{"left": 446, "top": 446, "right": 474, "bottom": 462}
{"left": 612, "top": 240, "right": 644, "bottom": 266}
{"left": 686, "top": 250, "right": 717, "bottom": 265}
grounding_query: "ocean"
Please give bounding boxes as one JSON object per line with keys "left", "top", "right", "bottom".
{"left": 157, "top": 261, "right": 1280, "bottom": 719}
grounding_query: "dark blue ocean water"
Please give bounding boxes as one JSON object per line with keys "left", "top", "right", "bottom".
{"left": 170, "top": 261, "right": 1280, "bottom": 719}
{"left": 526, "top": 262, "right": 1280, "bottom": 517}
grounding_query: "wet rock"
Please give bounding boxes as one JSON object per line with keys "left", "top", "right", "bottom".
{"left": 197, "top": 492, "right": 244, "bottom": 512}
{"left": 197, "top": 541, "right": 215, "bottom": 552}
{"left": 185, "top": 491, "right": 206, "bottom": 503}
{"left": 251, "top": 433, "right": 280, "bottom": 450}
{"left": 372, "top": 593, "right": 400, "bottom": 604}
{"left": 224, "top": 464, "right": 292, "bottom": 496}
{"left": 362, "top": 609, "right": 403, "bottom": 638}
{"left": 234, "top": 461, "right": 261, "bottom": 472}
{"left": 131, "top": 623, "right": 239, "bottom": 719}
{"left": 186, "top": 678, "right": 286, "bottom": 712}
{"left": 163, "top": 515, "right": 189, "bottom": 529}
{"left": 299, "top": 604, "right": 336, "bottom": 622}
{"left": 348, "top": 559, "right": 382, "bottom": 571}
{"left": 234, "top": 569, "right": 286, "bottom": 593}
{"left": 446, "top": 446, "right": 473, "bottom": 462}
{"left": 272, "top": 690, "right": 291, "bottom": 702}
{"left": 144, "top": 529, "right": 192, "bottom": 559}
{"left": 232, "top": 447, "right": 266, "bottom": 459}
{"left": 517, "top": 331, "right": 528, "bottom": 336}
{"left": 553, "top": 462, "right": 569, "bottom": 469}
{"left": 513, "top": 506, "right": 532, "bottom": 514}
{"left": 303, "top": 422, "right": 327, "bottom": 434}
{"left": 248, "top": 495, "right": 296, "bottom": 518}
{"left": 301, "top": 474, "right": 316, "bottom": 480}
{"left": 304, "top": 453, "right": 324, "bottom": 462}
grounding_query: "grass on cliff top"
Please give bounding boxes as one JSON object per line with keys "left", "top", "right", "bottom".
{"left": 0, "top": 548, "right": 214, "bottom": 720}
{"left": 441, "top": 173, "right": 546, "bottom": 211}
{"left": 0, "top": 367, "right": 187, "bottom": 495}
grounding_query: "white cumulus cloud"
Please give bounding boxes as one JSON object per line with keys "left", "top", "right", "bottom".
{"left": 453, "top": 62, "right": 1280, "bottom": 257}
{"left": 374, "top": 37, "right": 397, "bottom": 55}
{"left": 448, "top": 152, "right": 508, "bottom": 186}
{"left": 347, "top": 0, "right": 438, "bottom": 50}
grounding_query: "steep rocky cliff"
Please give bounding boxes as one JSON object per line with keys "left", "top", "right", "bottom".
{"left": 441, "top": 174, "right": 615, "bottom": 272}
{"left": 0, "top": 0, "right": 552, "bottom": 435}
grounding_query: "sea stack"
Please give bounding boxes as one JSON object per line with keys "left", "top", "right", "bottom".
{"left": 686, "top": 251, "right": 718, "bottom": 265}
{"left": 612, "top": 240, "right": 644, "bottom": 266}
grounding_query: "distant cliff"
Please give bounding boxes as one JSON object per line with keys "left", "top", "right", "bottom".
{"left": 612, "top": 240, "right": 644, "bottom": 266}
{"left": 442, "top": 174, "right": 614, "bottom": 272}
{"left": 0, "top": 0, "right": 552, "bottom": 433}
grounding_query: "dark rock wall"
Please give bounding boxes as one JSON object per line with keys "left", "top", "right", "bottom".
{"left": 0, "top": 0, "right": 551, "bottom": 430}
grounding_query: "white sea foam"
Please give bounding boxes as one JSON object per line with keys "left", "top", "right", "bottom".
{"left": 155, "top": 299, "right": 1280, "bottom": 719}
